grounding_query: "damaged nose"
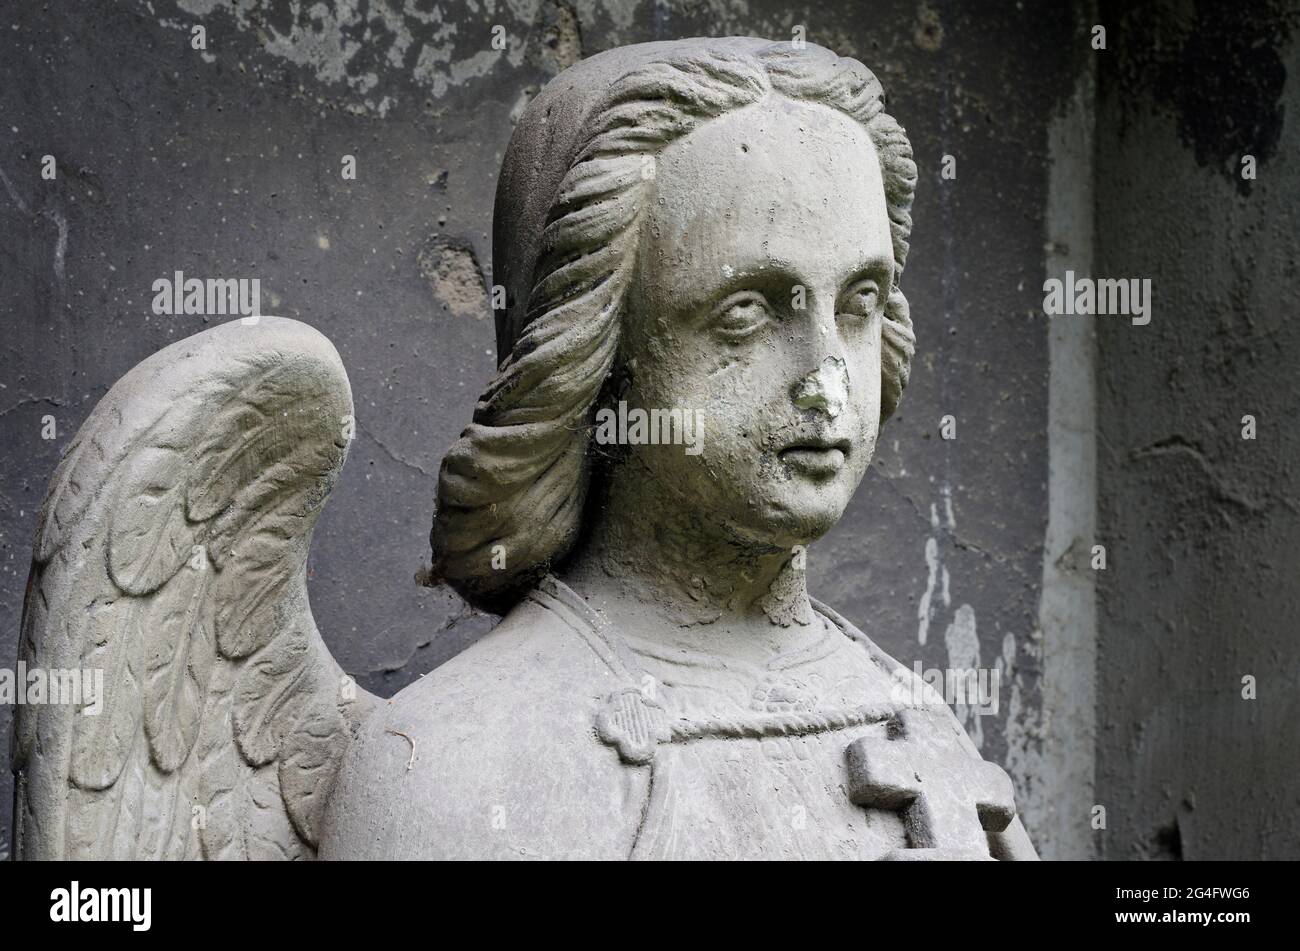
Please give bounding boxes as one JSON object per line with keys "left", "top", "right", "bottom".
{"left": 791, "top": 355, "right": 849, "bottom": 418}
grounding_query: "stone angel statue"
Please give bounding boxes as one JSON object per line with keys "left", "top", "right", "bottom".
{"left": 12, "top": 37, "right": 1038, "bottom": 860}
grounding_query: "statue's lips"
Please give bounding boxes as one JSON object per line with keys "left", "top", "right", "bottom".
{"left": 778, "top": 440, "right": 849, "bottom": 477}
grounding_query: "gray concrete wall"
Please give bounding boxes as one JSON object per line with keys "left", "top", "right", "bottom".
{"left": 2, "top": 0, "right": 1076, "bottom": 857}
{"left": 1034, "top": 17, "right": 1099, "bottom": 860}
{"left": 1093, "top": 0, "right": 1300, "bottom": 859}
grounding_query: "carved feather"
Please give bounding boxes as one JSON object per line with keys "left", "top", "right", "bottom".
{"left": 108, "top": 444, "right": 199, "bottom": 596}
{"left": 232, "top": 625, "right": 313, "bottom": 767}
{"left": 69, "top": 595, "right": 143, "bottom": 791}
{"left": 140, "top": 562, "right": 215, "bottom": 773}
{"left": 278, "top": 691, "right": 350, "bottom": 846}
{"left": 33, "top": 408, "right": 116, "bottom": 562}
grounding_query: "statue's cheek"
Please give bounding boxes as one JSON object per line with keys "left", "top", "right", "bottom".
{"left": 846, "top": 339, "right": 883, "bottom": 401}
{"left": 668, "top": 349, "right": 757, "bottom": 403}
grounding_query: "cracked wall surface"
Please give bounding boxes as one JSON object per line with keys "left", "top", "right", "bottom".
{"left": 0, "top": 0, "right": 1073, "bottom": 855}
{"left": 1094, "top": 0, "right": 1300, "bottom": 859}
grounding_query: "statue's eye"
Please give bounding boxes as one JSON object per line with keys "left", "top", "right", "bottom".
{"left": 839, "top": 280, "right": 882, "bottom": 322}
{"left": 711, "top": 291, "right": 773, "bottom": 341}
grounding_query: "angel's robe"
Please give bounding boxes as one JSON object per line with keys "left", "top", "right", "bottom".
{"left": 321, "top": 576, "right": 1038, "bottom": 860}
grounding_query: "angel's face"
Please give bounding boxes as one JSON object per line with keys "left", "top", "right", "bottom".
{"left": 617, "top": 95, "right": 894, "bottom": 551}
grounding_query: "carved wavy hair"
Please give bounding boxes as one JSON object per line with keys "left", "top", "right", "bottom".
{"left": 432, "top": 44, "right": 918, "bottom": 612}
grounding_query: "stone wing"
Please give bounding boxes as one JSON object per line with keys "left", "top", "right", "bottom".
{"left": 11, "top": 317, "right": 376, "bottom": 859}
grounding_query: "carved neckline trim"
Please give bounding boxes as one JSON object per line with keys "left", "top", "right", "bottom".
{"left": 528, "top": 574, "right": 909, "bottom": 764}
{"left": 616, "top": 615, "right": 843, "bottom": 675}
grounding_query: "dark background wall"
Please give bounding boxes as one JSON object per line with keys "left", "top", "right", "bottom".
{"left": 1095, "top": 0, "right": 1300, "bottom": 860}
{"left": 0, "top": 0, "right": 1166, "bottom": 860}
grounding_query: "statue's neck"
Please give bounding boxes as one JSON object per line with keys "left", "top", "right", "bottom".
{"left": 560, "top": 464, "right": 816, "bottom": 659}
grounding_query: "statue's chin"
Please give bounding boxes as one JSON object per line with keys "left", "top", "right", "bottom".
{"left": 730, "top": 490, "right": 850, "bottom": 551}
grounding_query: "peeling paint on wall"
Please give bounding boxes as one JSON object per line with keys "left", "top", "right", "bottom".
{"left": 943, "top": 603, "right": 983, "bottom": 748}
{"left": 172, "top": 0, "right": 543, "bottom": 112}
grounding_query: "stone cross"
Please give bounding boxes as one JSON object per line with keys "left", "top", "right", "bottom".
{"left": 846, "top": 708, "right": 1017, "bottom": 860}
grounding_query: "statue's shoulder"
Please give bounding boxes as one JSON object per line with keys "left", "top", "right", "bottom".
{"left": 811, "top": 596, "right": 983, "bottom": 748}
{"left": 810, "top": 595, "right": 915, "bottom": 680}
{"left": 320, "top": 591, "right": 642, "bottom": 859}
